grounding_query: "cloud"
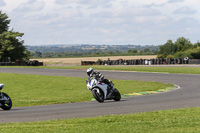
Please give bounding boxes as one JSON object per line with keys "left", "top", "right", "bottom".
{"left": 0, "top": 0, "right": 6, "bottom": 6}
{"left": 168, "top": 0, "right": 185, "bottom": 3}
{"left": 173, "top": 6, "right": 196, "bottom": 14}
{"left": 144, "top": 2, "right": 166, "bottom": 8}
{"left": 14, "top": 0, "right": 45, "bottom": 12}
{"left": 113, "top": 7, "right": 162, "bottom": 18}
{"left": 54, "top": 0, "right": 111, "bottom": 5}
{"left": 90, "top": 11, "right": 113, "bottom": 18}
{"left": 2, "top": 0, "right": 200, "bottom": 46}
{"left": 55, "top": 0, "right": 81, "bottom": 5}
{"left": 54, "top": 0, "right": 114, "bottom": 8}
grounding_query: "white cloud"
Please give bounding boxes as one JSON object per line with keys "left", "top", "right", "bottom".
{"left": 55, "top": 0, "right": 113, "bottom": 6}
{"left": 1, "top": 0, "right": 200, "bottom": 45}
{"left": 168, "top": 0, "right": 185, "bottom": 3}
{"left": 0, "top": 0, "right": 6, "bottom": 7}
{"left": 174, "top": 6, "right": 196, "bottom": 14}
{"left": 14, "top": 0, "right": 45, "bottom": 12}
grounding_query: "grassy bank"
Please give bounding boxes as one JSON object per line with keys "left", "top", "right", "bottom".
{"left": 40, "top": 65, "right": 200, "bottom": 74}
{"left": 0, "top": 73, "right": 173, "bottom": 107}
{"left": 2, "top": 65, "right": 200, "bottom": 74}
{"left": 0, "top": 107, "right": 199, "bottom": 133}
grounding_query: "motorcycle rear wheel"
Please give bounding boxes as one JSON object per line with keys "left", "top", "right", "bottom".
{"left": 0, "top": 93, "right": 12, "bottom": 110}
{"left": 92, "top": 88, "right": 104, "bottom": 103}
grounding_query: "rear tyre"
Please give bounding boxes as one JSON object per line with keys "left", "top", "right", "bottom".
{"left": 92, "top": 88, "right": 104, "bottom": 103}
{"left": 113, "top": 88, "right": 121, "bottom": 101}
{"left": 0, "top": 93, "right": 12, "bottom": 110}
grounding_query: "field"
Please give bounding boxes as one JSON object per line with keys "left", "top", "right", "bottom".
{"left": 31, "top": 55, "right": 157, "bottom": 66}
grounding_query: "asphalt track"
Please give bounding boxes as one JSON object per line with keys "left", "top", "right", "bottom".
{"left": 0, "top": 68, "right": 200, "bottom": 123}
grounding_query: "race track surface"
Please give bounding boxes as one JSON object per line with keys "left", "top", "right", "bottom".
{"left": 0, "top": 68, "right": 200, "bottom": 123}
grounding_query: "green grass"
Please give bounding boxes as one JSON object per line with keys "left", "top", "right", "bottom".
{"left": 2, "top": 65, "right": 200, "bottom": 74}
{"left": 0, "top": 107, "right": 199, "bottom": 133}
{"left": 0, "top": 73, "right": 173, "bottom": 107}
{"left": 44, "top": 65, "right": 200, "bottom": 74}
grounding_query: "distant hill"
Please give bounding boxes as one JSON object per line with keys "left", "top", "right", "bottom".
{"left": 27, "top": 44, "right": 159, "bottom": 53}
{"left": 27, "top": 44, "right": 159, "bottom": 58}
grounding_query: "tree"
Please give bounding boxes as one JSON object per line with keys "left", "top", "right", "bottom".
{"left": 0, "top": 11, "right": 29, "bottom": 61}
{"left": 0, "top": 11, "right": 10, "bottom": 34}
{"left": 158, "top": 40, "right": 175, "bottom": 58}
{"left": 174, "top": 37, "right": 193, "bottom": 52}
{"left": 186, "top": 47, "right": 200, "bottom": 59}
{"left": 128, "top": 49, "right": 137, "bottom": 54}
{"left": 143, "top": 48, "right": 150, "bottom": 53}
{"left": 194, "top": 41, "right": 200, "bottom": 48}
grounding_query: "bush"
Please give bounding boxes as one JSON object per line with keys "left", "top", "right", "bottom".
{"left": 166, "top": 54, "right": 174, "bottom": 59}
{"left": 173, "top": 47, "right": 200, "bottom": 59}
{"left": 188, "top": 47, "right": 200, "bottom": 59}
{"left": 157, "top": 54, "right": 164, "bottom": 58}
{"left": 174, "top": 51, "right": 189, "bottom": 58}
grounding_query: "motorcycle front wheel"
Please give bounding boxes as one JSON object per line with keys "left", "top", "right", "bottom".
{"left": 92, "top": 88, "right": 104, "bottom": 103}
{"left": 0, "top": 93, "right": 12, "bottom": 110}
{"left": 113, "top": 88, "right": 121, "bottom": 101}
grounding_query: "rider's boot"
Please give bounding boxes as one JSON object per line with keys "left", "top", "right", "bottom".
{"left": 107, "top": 83, "right": 113, "bottom": 93}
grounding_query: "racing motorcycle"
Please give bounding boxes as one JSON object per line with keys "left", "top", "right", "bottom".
{"left": 86, "top": 78, "right": 121, "bottom": 103}
{"left": 0, "top": 84, "right": 12, "bottom": 110}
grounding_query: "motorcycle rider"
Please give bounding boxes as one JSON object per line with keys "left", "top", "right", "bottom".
{"left": 86, "top": 67, "right": 113, "bottom": 90}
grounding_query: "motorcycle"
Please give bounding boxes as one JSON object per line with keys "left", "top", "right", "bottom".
{"left": 86, "top": 78, "right": 121, "bottom": 103}
{"left": 0, "top": 84, "right": 12, "bottom": 110}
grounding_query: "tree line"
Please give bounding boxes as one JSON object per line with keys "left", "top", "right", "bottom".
{"left": 28, "top": 45, "right": 159, "bottom": 58}
{"left": 31, "top": 50, "right": 155, "bottom": 58}
{"left": 157, "top": 37, "right": 200, "bottom": 59}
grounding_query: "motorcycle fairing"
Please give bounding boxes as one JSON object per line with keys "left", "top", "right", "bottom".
{"left": 0, "top": 84, "right": 5, "bottom": 90}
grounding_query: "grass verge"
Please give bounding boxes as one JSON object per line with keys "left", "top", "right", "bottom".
{"left": 0, "top": 107, "right": 199, "bottom": 133}
{"left": 45, "top": 65, "right": 200, "bottom": 74}
{"left": 2, "top": 65, "right": 200, "bottom": 74}
{"left": 0, "top": 73, "right": 173, "bottom": 107}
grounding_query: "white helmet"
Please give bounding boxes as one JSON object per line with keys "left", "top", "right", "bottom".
{"left": 87, "top": 67, "right": 94, "bottom": 76}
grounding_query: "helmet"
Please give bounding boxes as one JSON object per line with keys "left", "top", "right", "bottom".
{"left": 87, "top": 67, "right": 94, "bottom": 76}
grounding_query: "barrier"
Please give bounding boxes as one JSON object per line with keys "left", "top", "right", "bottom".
{"left": 0, "top": 62, "right": 15, "bottom": 66}
{"left": 0, "top": 60, "right": 43, "bottom": 66}
{"left": 81, "top": 61, "right": 96, "bottom": 65}
{"left": 26, "top": 60, "right": 43, "bottom": 66}
{"left": 81, "top": 58, "right": 200, "bottom": 66}
{"left": 189, "top": 59, "right": 200, "bottom": 64}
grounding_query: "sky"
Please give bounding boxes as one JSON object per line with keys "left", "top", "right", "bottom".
{"left": 0, "top": 0, "right": 200, "bottom": 46}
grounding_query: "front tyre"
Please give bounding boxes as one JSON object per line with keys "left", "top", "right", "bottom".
{"left": 0, "top": 93, "right": 12, "bottom": 110}
{"left": 92, "top": 88, "right": 104, "bottom": 103}
{"left": 113, "top": 88, "right": 121, "bottom": 101}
